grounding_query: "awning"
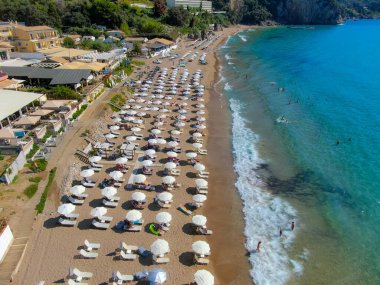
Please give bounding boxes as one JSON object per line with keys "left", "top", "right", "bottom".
{"left": 14, "top": 116, "right": 41, "bottom": 126}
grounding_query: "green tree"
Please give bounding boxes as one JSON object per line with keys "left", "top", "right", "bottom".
{"left": 166, "top": 6, "right": 190, "bottom": 26}
{"left": 133, "top": 41, "right": 142, "bottom": 54}
{"left": 120, "top": 22, "right": 132, "bottom": 36}
{"left": 153, "top": 0, "right": 167, "bottom": 17}
{"left": 62, "top": 36, "right": 75, "bottom": 48}
{"left": 140, "top": 19, "right": 164, "bottom": 34}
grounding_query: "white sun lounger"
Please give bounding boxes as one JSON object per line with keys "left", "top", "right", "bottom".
{"left": 157, "top": 200, "right": 172, "bottom": 208}
{"left": 92, "top": 220, "right": 110, "bottom": 229}
{"left": 81, "top": 180, "right": 96, "bottom": 188}
{"left": 67, "top": 279, "right": 88, "bottom": 285}
{"left": 153, "top": 255, "right": 170, "bottom": 264}
{"left": 194, "top": 254, "right": 210, "bottom": 265}
{"left": 63, "top": 213, "right": 79, "bottom": 219}
{"left": 125, "top": 225, "right": 142, "bottom": 232}
{"left": 102, "top": 199, "right": 118, "bottom": 208}
{"left": 68, "top": 196, "right": 85, "bottom": 205}
{"left": 84, "top": 240, "right": 100, "bottom": 251}
{"left": 113, "top": 271, "right": 134, "bottom": 282}
{"left": 170, "top": 169, "right": 181, "bottom": 176}
{"left": 69, "top": 268, "right": 93, "bottom": 280}
{"left": 120, "top": 250, "right": 138, "bottom": 260}
{"left": 97, "top": 215, "right": 113, "bottom": 223}
{"left": 74, "top": 193, "right": 88, "bottom": 199}
{"left": 120, "top": 242, "right": 138, "bottom": 252}
{"left": 79, "top": 249, "right": 98, "bottom": 259}
{"left": 58, "top": 218, "right": 77, "bottom": 226}
{"left": 198, "top": 149, "right": 208, "bottom": 155}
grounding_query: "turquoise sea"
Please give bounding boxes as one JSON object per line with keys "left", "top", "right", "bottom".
{"left": 219, "top": 20, "right": 380, "bottom": 285}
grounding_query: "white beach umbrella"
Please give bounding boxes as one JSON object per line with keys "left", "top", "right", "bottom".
{"left": 196, "top": 104, "right": 205, "bottom": 108}
{"left": 175, "top": 122, "right": 185, "bottom": 127}
{"left": 193, "top": 194, "right": 207, "bottom": 203}
{"left": 89, "top": 156, "right": 102, "bottom": 163}
{"left": 134, "top": 174, "right": 147, "bottom": 184}
{"left": 177, "top": 115, "right": 186, "bottom": 120}
{"left": 148, "top": 139, "right": 158, "bottom": 145}
{"left": 192, "top": 241, "right": 210, "bottom": 255}
{"left": 125, "top": 116, "right": 135, "bottom": 121}
{"left": 192, "top": 143, "right": 203, "bottom": 149}
{"left": 100, "top": 142, "right": 111, "bottom": 149}
{"left": 192, "top": 215, "right": 207, "bottom": 227}
{"left": 109, "top": 171, "right": 123, "bottom": 180}
{"left": 148, "top": 269, "right": 167, "bottom": 283}
{"left": 80, "top": 169, "right": 94, "bottom": 178}
{"left": 151, "top": 107, "right": 160, "bottom": 111}
{"left": 194, "top": 270, "right": 214, "bottom": 285}
{"left": 157, "top": 192, "right": 173, "bottom": 202}
{"left": 145, "top": 149, "right": 156, "bottom": 156}
{"left": 141, "top": 160, "right": 153, "bottom": 167}
{"left": 192, "top": 132, "right": 203, "bottom": 138}
{"left": 157, "top": 114, "right": 166, "bottom": 119}
{"left": 157, "top": 138, "right": 167, "bottom": 145}
{"left": 156, "top": 212, "right": 172, "bottom": 224}
{"left": 137, "top": 112, "right": 146, "bottom": 117}
{"left": 150, "top": 239, "right": 170, "bottom": 256}
{"left": 196, "top": 117, "right": 206, "bottom": 122}
{"left": 126, "top": 210, "right": 142, "bottom": 221}
{"left": 70, "top": 185, "right": 86, "bottom": 196}
{"left": 134, "top": 119, "right": 144, "bottom": 124}
{"left": 167, "top": 151, "right": 178, "bottom": 158}
{"left": 91, "top": 207, "right": 107, "bottom": 218}
{"left": 186, "top": 152, "right": 197, "bottom": 158}
{"left": 126, "top": 110, "right": 137, "bottom": 115}
{"left": 131, "top": 192, "right": 146, "bottom": 202}
{"left": 116, "top": 157, "right": 128, "bottom": 164}
{"left": 154, "top": 122, "right": 164, "bottom": 127}
{"left": 162, "top": 176, "right": 175, "bottom": 185}
{"left": 171, "top": 130, "right": 181, "bottom": 136}
{"left": 57, "top": 203, "right": 75, "bottom": 216}
{"left": 164, "top": 162, "right": 177, "bottom": 170}
{"left": 194, "top": 163, "right": 206, "bottom": 172}
{"left": 195, "top": 179, "right": 208, "bottom": 188}
{"left": 196, "top": 124, "right": 206, "bottom": 129}
{"left": 178, "top": 109, "right": 187, "bottom": 114}
{"left": 113, "top": 117, "right": 121, "bottom": 123}
{"left": 152, "top": 128, "right": 163, "bottom": 136}
{"left": 126, "top": 136, "right": 137, "bottom": 142}
{"left": 131, "top": 127, "right": 141, "bottom": 132}
{"left": 101, "top": 187, "right": 117, "bottom": 198}
{"left": 110, "top": 125, "right": 120, "bottom": 131}
{"left": 167, "top": 141, "right": 178, "bottom": 148}
{"left": 105, "top": 133, "right": 116, "bottom": 139}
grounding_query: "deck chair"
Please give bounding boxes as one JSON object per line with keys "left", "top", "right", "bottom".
{"left": 198, "top": 149, "right": 208, "bottom": 155}
{"left": 84, "top": 240, "right": 100, "bottom": 251}
{"left": 69, "top": 268, "right": 93, "bottom": 280}
{"left": 120, "top": 242, "right": 138, "bottom": 252}
{"left": 64, "top": 213, "right": 79, "bottom": 219}
{"left": 91, "top": 162, "right": 103, "bottom": 168}
{"left": 157, "top": 200, "right": 172, "bottom": 208}
{"left": 120, "top": 250, "right": 138, "bottom": 260}
{"left": 67, "top": 279, "right": 88, "bottom": 285}
{"left": 92, "top": 220, "right": 110, "bottom": 229}
{"left": 194, "top": 254, "right": 210, "bottom": 265}
{"left": 153, "top": 255, "right": 170, "bottom": 264}
{"left": 97, "top": 215, "right": 113, "bottom": 223}
{"left": 74, "top": 193, "right": 88, "bottom": 199}
{"left": 102, "top": 199, "right": 118, "bottom": 208}
{"left": 58, "top": 218, "right": 77, "bottom": 226}
{"left": 81, "top": 180, "right": 96, "bottom": 188}
{"left": 91, "top": 167, "right": 101, "bottom": 173}
{"left": 125, "top": 225, "right": 142, "bottom": 232}
{"left": 68, "top": 196, "right": 85, "bottom": 205}
{"left": 113, "top": 271, "right": 134, "bottom": 282}
{"left": 79, "top": 249, "right": 98, "bottom": 259}
{"left": 170, "top": 169, "right": 181, "bottom": 176}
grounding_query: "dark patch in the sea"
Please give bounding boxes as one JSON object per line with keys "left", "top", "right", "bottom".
{"left": 265, "top": 35, "right": 283, "bottom": 40}
{"left": 264, "top": 169, "right": 356, "bottom": 209}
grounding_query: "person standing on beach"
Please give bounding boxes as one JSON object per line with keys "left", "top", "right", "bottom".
{"left": 279, "top": 228, "right": 283, "bottom": 237}
{"left": 256, "top": 241, "right": 262, "bottom": 253}
{"left": 291, "top": 221, "right": 295, "bottom": 231}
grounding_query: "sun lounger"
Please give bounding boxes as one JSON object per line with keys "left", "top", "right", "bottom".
{"left": 194, "top": 254, "right": 210, "bottom": 265}
{"left": 91, "top": 167, "right": 101, "bottom": 172}
{"left": 153, "top": 255, "right": 170, "bottom": 264}
{"left": 58, "top": 218, "right": 77, "bottom": 226}
{"left": 170, "top": 169, "right": 181, "bottom": 176}
{"left": 97, "top": 215, "right": 113, "bottom": 223}
{"left": 84, "top": 240, "right": 100, "bottom": 251}
{"left": 196, "top": 187, "right": 208, "bottom": 195}
{"left": 92, "top": 220, "right": 110, "bottom": 229}
{"left": 67, "top": 279, "right": 88, "bottom": 285}
{"left": 133, "top": 132, "right": 144, "bottom": 138}
{"left": 113, "top": 182, "right": 122, "bottom": 188}
{"left": 69, "top": 268, "right": 93, "bottom": 280}
{"left": 120, "top": 250, "right": 138, "bottom": 260}
{"left": 64, "top": 213, "right": 79, "bottom": 219}
{"left": 102, "top": 199, "right": 118, "bottom": 208}
{"left": 157, "top": 200, "right": 172, "bottom": 208}
{"left": 81, "top": 180, "right": 96, "bottom": 188}
{"left": 91, "top": 162, "right": 103, "bottom": 168}
{"left": 196, "top": 227, "right": 213, "bottom": 235}
{"left": 198, "top": 149, "right": 208, "bottom": 155}
{"left": 111, "top": 131, "right": 121, "bottom": 136}
{"left": 112, "top": 271, "right": 134, "bottom": 282}
{"left": 68, "top": 196, "right": 85, "bottom": 205}
{"left": 105, "top": 196, "right": 120, "bottom": 202}
{"left": 120, "top": 242, "right": 138, "bottom": 252}
{"left": 74, "top": 193, "right": 88, "bottom": 199}
{"left": 79, "top": 249, "right": 98, "bottom": 259}
{"left": 125, "top": 225, "right": 142, "bottom": 232}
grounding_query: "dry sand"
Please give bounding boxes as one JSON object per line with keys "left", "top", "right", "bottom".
{"left": 14, "top": 26, "right": 252, "bottom": 285}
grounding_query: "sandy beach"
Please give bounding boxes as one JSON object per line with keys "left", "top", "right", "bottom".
{"left": 13, "top": 26, "right": 251, "bottom": 285}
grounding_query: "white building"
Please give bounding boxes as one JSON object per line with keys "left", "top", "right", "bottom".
{"left": 166, "top": 0, "right": 212, "bottom": 12}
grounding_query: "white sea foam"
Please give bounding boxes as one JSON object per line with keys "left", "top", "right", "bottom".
{"left": 225, "top": 53, "right": 233, "bottom": 61}
{"left": 230, "top": 99, "right": 301, "bottom": 285}
{"left": 238, "top": 34, "right": 248, "bottom": 42}
{"left": 224, "top": 82, "right": 232, "bottom": 91}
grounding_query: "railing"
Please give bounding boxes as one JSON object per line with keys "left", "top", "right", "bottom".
{"left": 34, "top": 125, "right": 47, "bottom": 140}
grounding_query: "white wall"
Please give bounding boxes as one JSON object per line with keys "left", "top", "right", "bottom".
{"left": 0, "top": 225, "right": 14, "bottom": 263}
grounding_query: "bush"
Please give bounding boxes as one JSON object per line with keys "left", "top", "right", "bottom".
{"left": 72, "top": 104, "right": 88, "bottom": 120}
{"left": 24, "top": 183, "right": 39, "bottom": 198}
{"left": 35, "top": 167, "right": 56, "bottom": 214}
{"left": 26, "top": 144, "right": 40, "bottom": 160}
{"left": 110, "top": 93, "right": 126, "bottom": 111}
{"left": 28, "top": 159, "right": 48, "bottom": 173}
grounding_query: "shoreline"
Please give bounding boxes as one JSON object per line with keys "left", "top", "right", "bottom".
{"left": 205, "top": 32, "right": 253, "bottom": 284}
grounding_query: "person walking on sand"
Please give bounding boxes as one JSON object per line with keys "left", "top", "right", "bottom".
{"left": 279, "top": 228, "right": 283, "bottom": 237}
{"left": 256, "top": 241, "right": 262, "bottom": 253}
{"left": 291, "top": 221, "right": 295, "bottom": 231}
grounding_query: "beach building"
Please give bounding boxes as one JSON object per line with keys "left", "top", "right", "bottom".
{"left": 0, "top": 41, "right": 13, "bottom": 61}
{"left": 80, "top": 48, "right": 126, "bottom": 70}
{"left": 10, "top": 25, "right": 62, "bottom": 52}
{"left": 0, "top": 71, "right": 24, "bottom": 90}
{"left": 0, "top": 66, "right": 92, "bottom": 89}
{"left": 145, "top": 38, "right": 177, "bottom": 57}
{"left": 107, "top": 30, "right": 125, "bottom": 39}
{"left": 166, "top": 0, "right": 212, "bottom": 12}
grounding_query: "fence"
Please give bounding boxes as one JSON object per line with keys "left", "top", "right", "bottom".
{"left": 1, "top": 151, "right": 27, "bottom": 184}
